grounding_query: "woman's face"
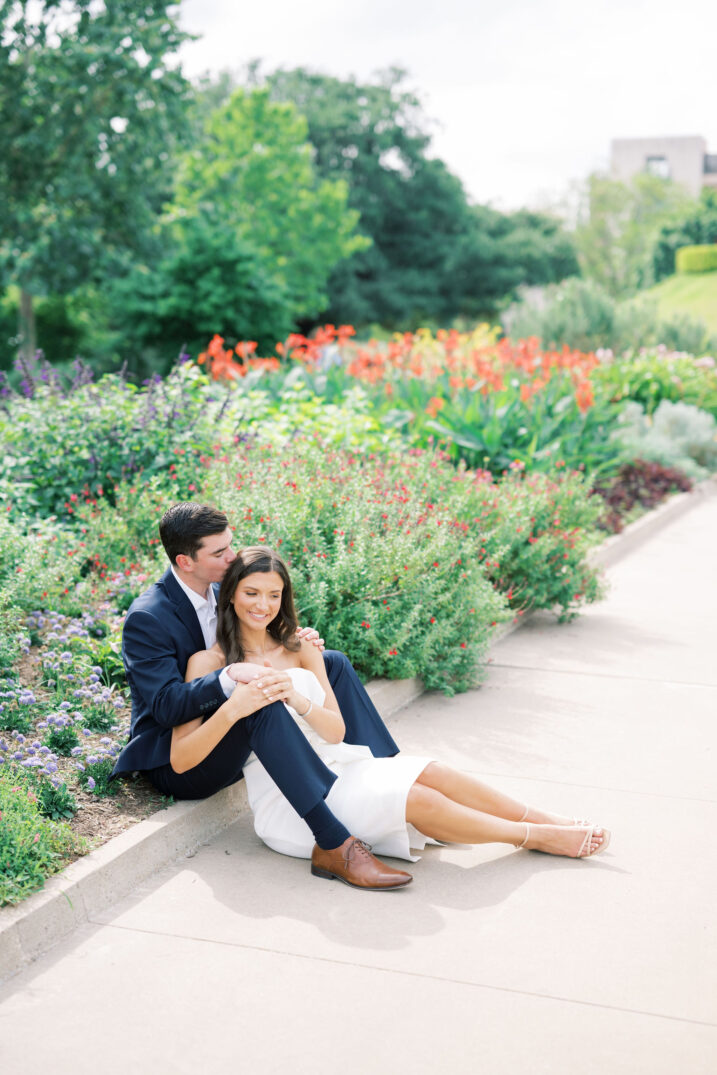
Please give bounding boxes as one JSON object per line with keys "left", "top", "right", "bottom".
{"left": 232, "top": 570, "right": 284, "bottom": 632}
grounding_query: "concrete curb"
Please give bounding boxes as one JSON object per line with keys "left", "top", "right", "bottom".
{"left": 1, "top": 481, "right": 712, "bottom": 983}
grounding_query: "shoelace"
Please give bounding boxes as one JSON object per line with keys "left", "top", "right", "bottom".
{"left": 344, "top": 838, "right": 373, "bottom": 865}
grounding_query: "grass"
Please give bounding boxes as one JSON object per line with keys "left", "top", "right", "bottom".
{"left": 641, "top": 270, "right": 717, "bottom": 334}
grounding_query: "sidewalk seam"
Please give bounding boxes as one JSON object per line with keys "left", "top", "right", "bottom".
{"left": 85, "top": 920, "right": 717, "bottom": 1030}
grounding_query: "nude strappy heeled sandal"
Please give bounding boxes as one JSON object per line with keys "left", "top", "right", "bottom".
{"left": 515, "top": 823, "right": 611, "bottom": 858}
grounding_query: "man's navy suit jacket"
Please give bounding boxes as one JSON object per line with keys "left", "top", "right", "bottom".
{"left": 112, "top": 568, "right": 226, "bottom": 776}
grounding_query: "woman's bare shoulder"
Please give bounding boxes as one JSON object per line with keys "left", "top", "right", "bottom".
{"left": 186, "top": 646, "right": 225, "bottom": 679}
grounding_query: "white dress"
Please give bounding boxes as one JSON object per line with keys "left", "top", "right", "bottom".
{"left": 243, "top": 667, "right": 435, "bottom": 861}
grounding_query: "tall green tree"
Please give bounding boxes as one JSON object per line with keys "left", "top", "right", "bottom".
{"left": 0, "top": 0, "right": 190, "bottom": 357}
{"left": 170, "top": 88, "right": 368, "bottom": 327}
{"left": 574, "top": 172, "right": 693, "bottom": 298}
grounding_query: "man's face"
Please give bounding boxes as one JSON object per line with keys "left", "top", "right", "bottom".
{"left": 176, "top": 528, "right": 236, "bottom": 590}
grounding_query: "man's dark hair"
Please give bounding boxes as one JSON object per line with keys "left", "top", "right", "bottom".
{"left": 159, "top": 503, "right": 229, "bottom": 564}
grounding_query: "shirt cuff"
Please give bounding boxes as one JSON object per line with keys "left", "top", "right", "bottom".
{"left": 219, "top": 668, "right": 236, "bottom": 697}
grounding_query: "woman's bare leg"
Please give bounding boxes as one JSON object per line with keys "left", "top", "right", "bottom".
{"left": 415, "top": 762, "right": 588, "bottom": 827}
{"left": 406, "top": 782, "right": 605, "bottom": 856}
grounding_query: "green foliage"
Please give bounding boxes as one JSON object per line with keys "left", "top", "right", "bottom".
{"left": 0, "top": 767, "right": 78, "bottom": 905}
{"left": 260, "top": 67, "right": 578, "bottom": 328}
{"left": 652, "top": 189, "right": 717, "bottom": 281}
{"left": 575, "top": 173, "right": 694, "bottom": 298}
{"left": 639, "top": 270, "right": 717, "bottom": 340}
{"left": 506, "top": 277, "right": 713, "bottom": 355}
{"left": 109, "top": 222, "right": 294, "bottom": 369}
{"left": 44, "top": 723, "right": 80, "bottom": 757}
{"left": 172, "top": 88, "right": 368, "bottom": 324}
{"left": 0, "top": 513, "right": 91, "bottom": 613}
{"left": 507, "top": 277, "right": 616, "bottom": 352}
{"left": 675, "top": 244, "right": 717, "bottom": 274}
{"left": 477, "top": 468, "right": 606, "bottom": 622}
{"left": 81, "top": 439, "right": 604, "bottom": 687}
{"left": 0, "top": 0, "right": 191, "bottom": 357}
{"left": 0, "top": 359, "right": 228, "bottom": 516}
{"left": 0, "top": 352, "right": 406, "bottom": 527}
{"left": 18, "top": 766, "right": 78, "bottom": 821}
{"left": 0, "top": 704, "right": 32, "bottom": 735}
{"left": 613, "top": 400, "right": 717, "bottom": 479}
{"left": 0, "top": 590, "right": 27, "bottom": 673}
{"left": 594, "top": 349, "right": 717, "bottom": 419}
{"left": 77, "top": 756, "right": 119, "bottom": 797}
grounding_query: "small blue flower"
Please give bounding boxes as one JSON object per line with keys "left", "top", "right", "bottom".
{"left": 87, "top": 776, "right": 96, "bottom": 791}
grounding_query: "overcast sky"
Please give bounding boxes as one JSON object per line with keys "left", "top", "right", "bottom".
{"left": 177, "top": 0, "right": 717, "bottom": 212}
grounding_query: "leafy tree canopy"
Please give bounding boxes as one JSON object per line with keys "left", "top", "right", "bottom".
{"left": 171, "top": 87, "right": 369, "bottom": 324}
{"left": 0, "top": 0, "right": 190, "bottom": 296}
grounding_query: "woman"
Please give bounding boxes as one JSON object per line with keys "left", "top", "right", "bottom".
{"left": 173, "top": 547, "right": 610, "bottom": 866}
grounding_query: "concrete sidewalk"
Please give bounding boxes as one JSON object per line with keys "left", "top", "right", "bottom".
{"left": 1, "top": 488, "right": 716, "bottom": 1073}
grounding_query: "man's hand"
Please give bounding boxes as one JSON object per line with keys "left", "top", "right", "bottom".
{"left": 296, "top": 626, "right": 325, "bottom": 651}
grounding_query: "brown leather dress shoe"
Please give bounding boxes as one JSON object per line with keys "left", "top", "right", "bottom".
{"left": 311, "top": 837, "right": 412, "bottom": 890}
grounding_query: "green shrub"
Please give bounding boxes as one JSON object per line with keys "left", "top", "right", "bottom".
{"left": 675, "top": 244, "right": 717, "bottom": 274}
{"left": 75, "top": 439, "right": 604, "bottom": 688}
{"left": 505, "top": 278, "right": 616, "bottom": 352}
{"left": 593, "top": 349, "right": 717, "bottom": 419}
{"left": 613, "top": 400, "right": 717, "bottom": 479}
{"left": 505, "top": 279, "right": 713, "bottom": 355}
{"left": 0, "top": 514, "right": 88, "bottom": 613}
{"left": 17, "top": 766, "right": 78, "bottom": 822}
{"left": 77, "top": 755, "right": 119, "bottom": 797}
{"left": 477, "top": 467, "right": 606, "bottom": 621}
{"left": 43, "top": 721, "right": 80, "bottom": 756}
{"left": 0, "top": 590, "right": 29, "bottom": 673}
{"left": 0, "top": 767, "right": 78, "bottom": 905}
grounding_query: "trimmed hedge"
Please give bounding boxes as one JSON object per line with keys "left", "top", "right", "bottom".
{"left": 675, "top": 244, "right": 717, "bottom": 274}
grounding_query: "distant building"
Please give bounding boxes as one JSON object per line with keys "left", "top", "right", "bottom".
{"left": 611, "top": 135, "right": 717, "bottom": 196}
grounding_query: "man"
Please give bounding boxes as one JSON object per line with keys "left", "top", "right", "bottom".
{"left": 111, "top": 502, "right": 412, "bottom": 890}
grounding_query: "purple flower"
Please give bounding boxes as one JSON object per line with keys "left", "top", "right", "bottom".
{"left": 87, "top": 777, "right": 96, "bottom": 791}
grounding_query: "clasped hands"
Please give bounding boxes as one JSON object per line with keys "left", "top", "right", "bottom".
{"left": 225, "top": 665, "right": 308, "bottom": 720}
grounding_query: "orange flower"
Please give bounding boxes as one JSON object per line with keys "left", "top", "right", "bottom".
{"left": 574, "top": 380, "right": 594, "bottom": 413}
{"left": 425, "top": 396, "right": 445, "bottom": 419}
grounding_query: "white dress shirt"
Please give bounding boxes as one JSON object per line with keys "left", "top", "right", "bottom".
{"left": 171, "top": 567, "right": 235, "bottom": 696}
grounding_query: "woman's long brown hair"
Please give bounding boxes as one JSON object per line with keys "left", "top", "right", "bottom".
{"left": 216, "top": 547, "right": 301, "bottom": 663}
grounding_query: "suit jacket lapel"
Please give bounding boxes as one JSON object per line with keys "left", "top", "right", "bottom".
{"left": 160, "top": 568, "right": 207, "bottom": 655}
